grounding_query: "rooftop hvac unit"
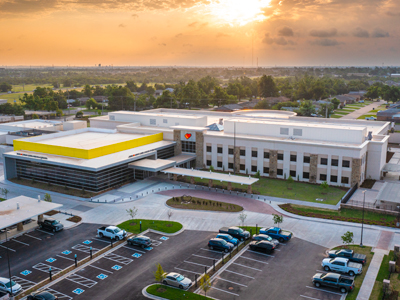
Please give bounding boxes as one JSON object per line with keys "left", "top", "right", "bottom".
{"left": 367, "top": 131, "right": 373, "bottom": 140}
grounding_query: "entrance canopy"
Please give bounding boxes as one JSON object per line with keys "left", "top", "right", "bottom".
{"left": 163, "top": 167, "right": 259, "bottom": 185}
{"left": 129, "top": 154, "right": 196, "bottom": 172}
{"left": 0, "top": 196, "right": 62, "bottom": 230}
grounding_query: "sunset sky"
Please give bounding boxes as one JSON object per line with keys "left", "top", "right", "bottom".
{"left": 0, "top": 0, "right": 399, "bottom": 66}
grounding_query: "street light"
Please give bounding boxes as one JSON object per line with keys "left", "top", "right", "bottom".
{"left": 360, "top": 191, "right": 366, "bottom": 246}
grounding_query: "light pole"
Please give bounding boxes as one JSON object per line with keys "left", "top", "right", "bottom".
{"left": 396, "top": 206, "right": 400, "bottom": 227}
{"left": 5, "top": 229, "right": 13, "bottom": 297}
{"left": 360, "top": 191, "right": 366, "bottom": 246}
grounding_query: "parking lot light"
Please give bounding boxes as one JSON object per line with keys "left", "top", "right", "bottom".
{"left": 90, "top": 247, "right": 93, "bottom": 259}
{"left": 75, "top": 254, "right": 77, "bottom": 267}
{"left": 213, "top": 259, "right": 216, "bottom": 271}
{"left": 221, "top": 252, "right": 224, "bottom": 264}
{"left": 204, "top": 266, "right": 207, "bottom": 275}
{"left": 49, "top": 266, "right": 52, "bottom": 281}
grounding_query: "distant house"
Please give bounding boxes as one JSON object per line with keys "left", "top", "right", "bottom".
{"left": 263, "top": 96, "right": 290, "bottom": 105}
{"left": 328, "top": 95, "right": 357, "bottom": 106}
{"left": 239, "top": 100, "right": 261, "bottom": 109}
{"left": 76, "top": 96, "right": 108, "bottom": 105}
{"left": 214, "top": 104, "right": 243, "bottom": 112}
{"left": 164, "top": 88, "right": 174, "bottom": 93}
{"left": 154, "top": 90, "right": 164, "bottom": 97}
{"left": 0, "top": 99, "right": 8, "bottom": 105}
{"left": 377, "top": 108, "right": 400, "bottom": 122}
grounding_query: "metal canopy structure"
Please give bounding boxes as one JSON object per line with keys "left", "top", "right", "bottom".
{"left": 0, "top": 196, "right": 62, "bottom": 230}
{"left": 162, "top": 167, "right": 259, "bottom": 185}
{"left": 128, "top": 154, "right": 196, "bottom": 172}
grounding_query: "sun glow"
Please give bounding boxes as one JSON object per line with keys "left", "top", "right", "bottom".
{"left": 206, "top": 0, "right": 271, "bottom": 26}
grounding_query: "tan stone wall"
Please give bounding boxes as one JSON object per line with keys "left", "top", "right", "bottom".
{"left": 234, "top": 147, "right": 240, "bottom": 173}
{"left": 196, "top": 132, "right": 204, "bottom": 169}
{"left": 351, "top": 158, "right": 362, "bottom": 186}
{"left": 309, "top": 154, "right": 318, "bottom": 183}
{"left": 173, "top": 130, "right": 182, "bottom": 156}
{"left": 269, "top": 150, "right": 278, "bottom": 178}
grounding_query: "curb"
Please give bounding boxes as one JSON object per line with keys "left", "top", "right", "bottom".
{"left": 142, "top": 285, "right": 168, "bottom": 300}
{"left": 147, "top": 226, "right": 185, "bottom": 236}
{"left": 163, "top": 202, "right": 243, "bottom": 214}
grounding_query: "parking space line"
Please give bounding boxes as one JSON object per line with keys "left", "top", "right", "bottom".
{"left": 104, "top": 253, "right": 133, "bottom": 265}
{"left": 247, "top": 250, "right": 274, "bottom": 257}
{"left": 215, "top": 277, "right": 247, "bottom": 287}
{"left": 232, "top": 262, "right": 262, "bottom": 271}
{"left": 306, "top": 286, "right": 344, "bottom": 296}
{"left": 210, "top": 286, "right": 239, "bottom": 296}
{"left": 24, "top": 234, "right": 42, "bottom": 240}
{"left": 56, "top": 255, "right": 76, "bottom": 262}
{"left": 33, "top": 263, "right": 62, "bottom": 274}
{"left": 300, "top": 295, "right": 321, "bottom": 300}
{"left": 93, "top": 238, "right": 112, "bottom": 244}
{"left": 11, "top": 276, "right": 36, "bottom": 290}
{"left": 239, "top": 256, "right": 269, "bottom": 264}
{"left": 88, "top": 264, "right": 113, "bottom": 274}
{"left": 42, "top": 288, "right": 73, "bottom": 300}
{"left": 223, "top": 269, "right": 255, "bottom": 279}
{"left": 36, "top": 229, "right": 54, "bottom": 235}
{"left": 200, "top": 248, "right": 222, "bottom": 254}
{"left": 122, "top": 245, "right": 146, "bottom": 253}
{"left": 0, "top": 244, "right": 16, "bottom": 252}
{"left": 12, "top": 239, "right": 29, "bottom": 246}
{"left": 72, "top": 244, "right": 100, "bottom": 253}
{"left": 184, "top": 260, "right": 210, "bottom": 267}
{"left": 174, "top": 267, "right": 202, "bottom": 275}
{"left": 192, "top": 254, "right": 216, "bottom": 260}
{"left": 66, "top": 273, "right": 97, "bottom": 288}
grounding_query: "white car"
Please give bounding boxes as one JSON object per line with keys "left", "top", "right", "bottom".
{"left": 322, "top": 257, "right": 362, "bottom": 276}
{"left": 162, "top": 272, "right": 192, "bottom": 290}
{"left": 365, "top": 116, "right": 376, "bottom": 120}
{"left": 0, "top": 277, "right": 22, "bottom": 294}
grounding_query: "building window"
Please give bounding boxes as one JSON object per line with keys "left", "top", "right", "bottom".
{"left": 293, "top": 128, "right": 303, "bottom": 136}
{"left": 251, "top": 165, "right": 257, "bottom": 172}
{"left": 320, "top": 158, "right": 328, "bottom": 165}
{"left": 278, "top": 153, "right": 284, "bottom": 160}
{"left": 330, "top": 175, "right": 338, "bottom": 182}
{"left": 264, "top": 152, "right": 269, "bottom": 159}
{"left": 290, "top": 170, "right": 296, "bottom": 177}
{"left": 341, "top": 177, "right": 349, "bottom": 184}
{"left": 150, "top": 118, "right": 156, "bottom": 125}
{"left": 240, "top": 149, "right": 246, "bottom": 156}
{"left": 342, "top": 160, "right": 350, "bottom": 168}
{"left": 303, "top": 172, "right": 310, "bottom": 179}
{"left": 252, "top": 151, "right": 257, "bottom": 158}
{"left": 240, "top": 164, "right": 245, "bottom": 171}
{"left": 206, "top": 160, "right": 211, "bottom": 166}
{"left": 277, "top": 169, "right": 283, "bottom": 176}
{"left": 290, "top": 155, "right": 297, "bottom": 162}
{"left": 280, "top": 128, "right": 289, "bottom": 135}
{"left": 320, "top": 174, "right": 327, "bottom": 181}
{"left": 217, "top": 147, "right": 223, "bottom": 154}
{"left": 217, "top": 161, "right": 222, "bottom": 168}
{"left": 331, "top": 159, "right": 339, "bottom": 167}
{"left": 163, "top": 119, "right": 168, "bottom": 124}
{"left": 228, "top": 163, "right": 234, "bottom": 169}
{"left": 206, "top": 146, "right": 211, "bottom": 153}
{"left": 228, "top": 148, "right": 234, "bottom": 155}
{"left": 304, "top": 156, "right": 310, "bottom": 163}
{"left": 182, "top": 141, "right": 196, "bottom": 153}
{"left": 263, "top": 167, "right": 269, "bottom": 174}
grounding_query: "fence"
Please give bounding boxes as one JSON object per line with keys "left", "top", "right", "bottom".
{"left": 341, "top": 183, "right": 358, "bottom": 204}
{"left": 342, "top": 200, "right": 400, "bottom": 215}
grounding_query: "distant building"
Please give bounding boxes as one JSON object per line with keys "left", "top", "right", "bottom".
{"left": 391, "top": 74, "right": 400, "bottom": 78}
{"left": 377, "top": 108, "right": 400, "bottom": 122}
{"left": 0, "top": 99, "right": 8, "bottom": 105}
{"left": 347, "top": 73, "right": 371, "bottom": 77}
{"left": 214, "top": 104, "right": 243, "bottom": 112}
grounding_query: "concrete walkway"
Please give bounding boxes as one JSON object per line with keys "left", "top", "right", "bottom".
{"left": 341, "top": 101, "right": 384, "bottom": 120}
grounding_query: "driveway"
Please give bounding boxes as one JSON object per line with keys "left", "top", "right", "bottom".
{"left": 341, "top": 101, "right": 384, "bottom": 120}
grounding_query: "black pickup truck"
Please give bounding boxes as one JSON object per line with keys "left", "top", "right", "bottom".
{"left": 219, "top": 227, "right": 250, "bottom": 241}
{"left": 312, "top": 272, "right": 355, "bottom": 293}
{"left": 328, "top": 249, "right": 367, "bottom": 265}
{"left": 38, "top": 218, "right": 64, "bottom": 232}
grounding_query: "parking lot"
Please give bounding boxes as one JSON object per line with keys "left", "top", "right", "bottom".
{"left": 203, "top": 237, "right": 346, "bottom": 300}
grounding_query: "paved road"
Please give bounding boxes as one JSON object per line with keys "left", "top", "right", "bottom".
{"left": 341, "top": 101, "right": 385, "bottom": 120}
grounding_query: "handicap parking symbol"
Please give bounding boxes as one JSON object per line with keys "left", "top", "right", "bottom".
{"left": 46, "top": 258, "right": 56, "bottom": 263}
{"left": 72, "top": 288, "right": 85, "bottom": 295}
{"left": 132, "top": 253, "right": 142, "bottom": 258}
{"left": 62, "top": 250, "right": 72, "bottom": 255}
{"left": 112, "top": 265, "right": 122, "bottom": 271}
{"left": 83, "top": 240, "right": 92, "bottom": 245}
{"left": 144, "top": 247, "right": 153, "bottom": 251}
{"left": 97, "top": 274, "right": 108, "bottom": 280}
{"left": 160, "top": 236, "right": 169, "bottom": 241}
{"left": 21, "top": 270, "right": 32, "bottom": 276}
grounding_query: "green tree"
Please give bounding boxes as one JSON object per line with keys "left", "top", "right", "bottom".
{"left": 200, "top": 274, "right": 212, "bottom": 298}
{"left": 258, "top": 75, "right": 278, "bottom": 98}
{"left": 126, "top": 81, "right": 138, "bottom": 92}
{"left": 62, "top": 78, "right": 73, "bottom": 87}
{"left": 299, "top": 100, "right": 316, "bottom": 116}
{"left": 83, "top": 84, "right": 93, "bottom": 97}
{"left": 85, "top": 98, "right": 98, "bottom": 110}
{"left": 365, "top": 85, "right": 380, "bottom": 99}
{"left": 76, "top": 111, "right": 83, "bottom": 118}
{"left": 318, "top": 103, "right": 334, "bottom": 118}
{"left": 272, "top": 214, "right": 284, "bottom": 228}
{"left": 154, "top": 263, "right": 166, "bottom": 282}
{"left": 126, "top": 207, "right": 138, "bottom": 220}
{"left": 341, "top": 231, "right": 354, "bottom": 248}
{"left": 32, "top": 113, "right": 39, "bottom": 119}
{"left": 320, "top": 181, "right": 329, "bottom": 194}
{"left": 44, "top": 193, "right": 52, "bottom": 202}
{"left": 331, "top": 98, "right": 340, "bottom": 109}
{"left": 1, "top": 188, "right": 9, "bottom": 199}
{"left": 154, "top": 90, "right": 177, "bottom": 108}
{"left": 287, "top": 175, "right": 294, "bottom": 189}
{"left": 0, "top": 82, "right": 12, "bottom": 92}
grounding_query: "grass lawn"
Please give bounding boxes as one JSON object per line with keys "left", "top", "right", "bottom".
{"left": 370, "top": 251, "right": 395, "bottom": 300}
{"left": 118, "top": 219, "right": 183, "bottom": 234}
{"left": 147, "top": 284, "right": 209, "bottom": 299}
{"left": 0, "top": 198, "right": 5, "bottom": 202}
{"left": 166, "top": 197, "right": 243, "bottom": 212}
{"left": 12, "top": 84, "right": 53, "bottom": 92}
{"left": 357, "top": 114, "right": 377, "bottom": 120}
{"left": 185, "top": 176, "right": 346, "bottom": 205}
{"left": 333, "top": 112, "right": 350, "bottom": 115}
{"left": 331, "top": 114, "right": 343, "bottom": 118}
{"left": 332, "top": 245, "right": 374, "bottom": 300}
{"left": 0, "top": 92, "right": 28, "bottom": 104}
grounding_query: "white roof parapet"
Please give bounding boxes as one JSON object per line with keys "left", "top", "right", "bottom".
{"left": 163, "top": 167, "right": 259, "bottom": 185}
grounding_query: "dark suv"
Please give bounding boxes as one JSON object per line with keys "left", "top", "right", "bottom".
{"left": 38, "top": 218, "right": 64, "bottom": 233}
{"left": 249, "top": 240, "right": 275, "bottom": 254}
{"left": 208, "top": 238, "right": 234, "bottom": 253}
{"left": 127, "top": 236, "right": 152, "bottom": 248}
{"left": 27, "top": 291, "right": 58, "bottom": 300}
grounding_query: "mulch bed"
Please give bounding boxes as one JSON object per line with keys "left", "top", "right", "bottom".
{"left": 66, "top": 216, "right": 82, "bottom": 223}
{"left": 45, "top": 210, "right": 59, "bottom": 216}
{"left": 360, "top": 179, "right": 376, "bottom": 189}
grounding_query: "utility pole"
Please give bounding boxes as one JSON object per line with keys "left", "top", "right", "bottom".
{"left": 6, "top": 229, "right": 13, "bottom": 298}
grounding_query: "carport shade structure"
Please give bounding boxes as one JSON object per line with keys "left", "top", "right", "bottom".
{"left": 0, "top": 195, "right": 62, "bottom": 231}
{"left": 163, "top": 167, "right": 259, "bottom": 193}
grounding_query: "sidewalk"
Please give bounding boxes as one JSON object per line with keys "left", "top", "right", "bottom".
{"left": 341, "top": 101, "right": 384, "bottom": 120}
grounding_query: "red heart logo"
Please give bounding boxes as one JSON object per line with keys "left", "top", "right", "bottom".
{"left": 185, "top": 133, "right": 192, "bottom": 139}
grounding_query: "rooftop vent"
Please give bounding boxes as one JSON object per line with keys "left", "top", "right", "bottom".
{"left": 367, "top": 131, "right": 373, "bottom": 140}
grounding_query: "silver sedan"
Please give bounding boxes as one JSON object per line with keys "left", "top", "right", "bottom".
{"left": 162, "top": 272, "right": 192, "bottom": 290}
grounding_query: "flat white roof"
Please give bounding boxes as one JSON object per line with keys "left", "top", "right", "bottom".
{"left": 0, "top": 196, "right": 62, "bottom": 229}
{"left": 129, "top": 154, "right": 196, "bottom": 172}
{"left": 5, "top": 120, "right": 61, "bottom": 129}
{"left": 163, "top": 167, "right": 259, "bottom": 185}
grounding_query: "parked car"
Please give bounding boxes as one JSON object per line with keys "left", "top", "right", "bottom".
{"left": 127, "top": 235, "right": 152, "bottom": 248}
{"left": 252, "top": 234, "right": 279, "bottom": 247}
{"left": 216, "top": 233, "right": 238, "bottom": 246}
{"left": 312, "top": 272, "right": 355, "bottom": 293}
{"left": 328, "top": 249, "right": 367, "bottom": 265}
{"left": 27, "top": 291, "right": 58, "bottom": 300}
{"left": 259, "top": 227, "right": 292, "bottom": 242}
{"left": 219, "top": 227, "right": 250, "bottom": 241}
{"left": 322, "top": 257, "right": 362, "bottom": 276}
{"left": 97, "top": 226, "right": 126, "bottom": 241}
{"left": 37, "top": 218, "right": 64, "bottom": 233}
{"left": 365, "top": 116, "right": 376, "bottom": 120}
{"left": 162, "top": 272, "right": 192, "bottom": 290}
{"left": 0, "top": 277, "right": 22, "bottom": 294}
{"left": 249, "top": 240, "right": 275, "bottom": 254}
{"left": 208, "top": 238, "right": 234, "bottom": 253}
